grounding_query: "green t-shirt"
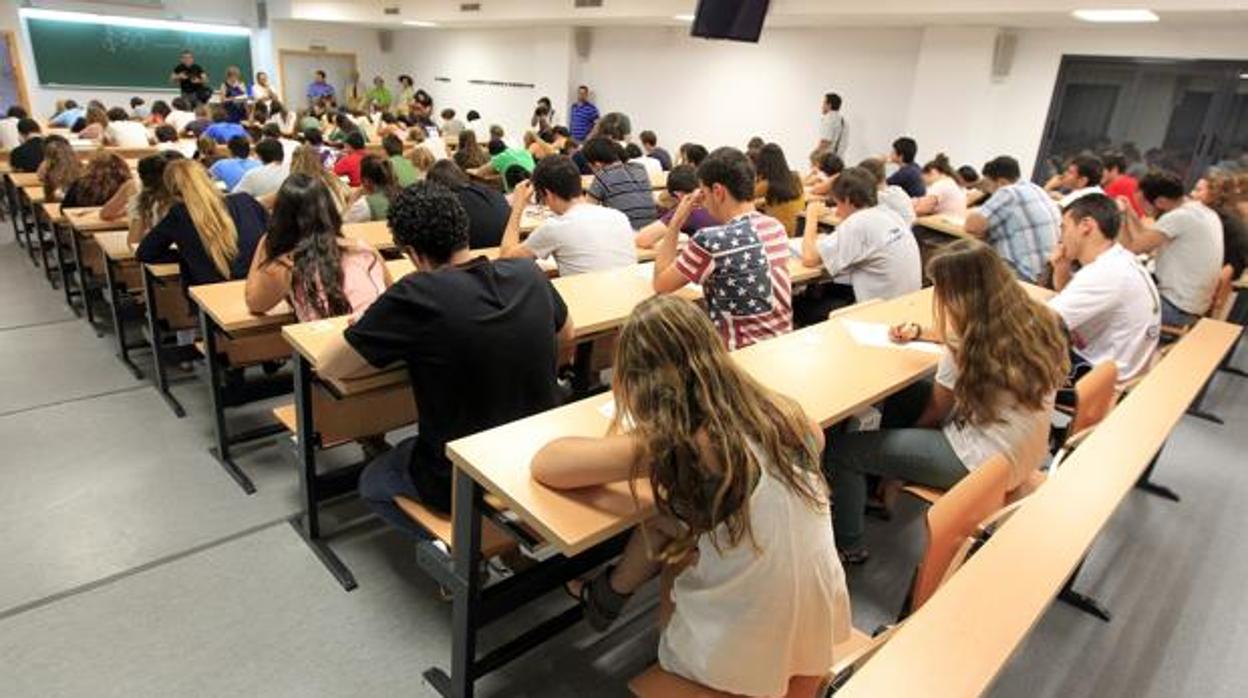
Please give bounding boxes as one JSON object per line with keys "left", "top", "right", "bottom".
{"left": 490, "top": 148, "right": 536, "bottom": 191}
{"left": 390, "top": 155, "right": 419, "bottom": 186}
{"left": 366, "top": 86, "right": 392, "bottom": 109}
{"left": 298, "top": 115, "right": 322, "bottom": 134}
{"left": 366, "top": 192, "right": 391, "bottom": 221}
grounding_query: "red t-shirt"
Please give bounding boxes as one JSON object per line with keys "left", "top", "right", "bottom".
{"left": 333, "top": 149, "right": 364, "bottom": 187}
{"left": 1104, "top": 175, "right": 1144, "bottom": 216}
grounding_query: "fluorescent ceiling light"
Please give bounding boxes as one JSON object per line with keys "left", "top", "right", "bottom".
{"left": 673, "top": 14, "right": 695, "bottom": 22}
{"left": 403, "top": 20, "right": 438, "bottom": 27}
{"left": 19, "top": 7, "right": 250, "bottom": 35}
{"left": 1071, "top": 9, "right": 1160, "bottom": 23}
{"left": 1241, "top": 73, "right": 1248, "bottom": 79}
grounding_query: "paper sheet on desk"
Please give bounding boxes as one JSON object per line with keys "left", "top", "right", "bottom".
{"left": 840, "top": 319, "right": 944, "bottom": 354}
{"left": 597, "top": 399, "right": 636, "bottom": 430}
{"left": 634, "top": 262, "right": 700, "bottom": 292}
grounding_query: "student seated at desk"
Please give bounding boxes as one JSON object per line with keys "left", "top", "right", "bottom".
{"left": 1045, "top": 155, "right": 1105, "bottom": 209}
{"left": 469, "top": 138, "right": 536, "bottom": 192}
{"left": 246, "top": 174, "right": 389, "bottom": 321}
{"left": 61, "top": 152, "right": 131, "bottom": 210}
{"left": 344, "top": 155, "right": 400, "bottom": 223}
{"left": 183, "top": 105, "right": 213, "bottom": 139}
{"left": 103, "top": 107, "right": 151, "bottom": 148}
{"left": 825, "top": 240, "right": 1067, "bottom": 563}
{"left": 282, "top": 144, "right": 350, "bottom": 214}
{"left": 209, "top": 136, "right": 259, "bottom": 191}
{"left": 125, "top": 152, "right": 183, "bottom": 244}
{"left": 166, "top": 98, "right": 195, "bottom": 134}
{"left": 136, "top": 160, "right": 268, "bottom": 286}
{"left": 260, "top": 123, "right": 300, "bottom": 169}
{"left": 37, "top": 137, "right": 79, "bottom": 202}
{"left": 10, "top": 119, "right": 45, "bottom": 173}
{"left": 234, "top": 138, "right": 287, "bottom": 199}
{"left": 964, "top": 155, "right": 1060, "bottom": 283}
{"left": 153, "top": 124, "right": 192, "bottom": 158}
{"left": 499, "top": 155, "right": 636, "bottom": 275}
{"left": 381, "top": 134, "right": 418, "bottom": 186}
{"left": 0, "top": 105, "right": 23, "bottom": 149}
{"left": 636, "top": 165, "right": 716, "bottom": 247}
{"left": 453, "top": 130, "right": 490, "bottom": 172}
{"left": 583, "top": 137, "right": 658, "bottom": 230}
{"left": 639, "top": 130, "right": 672, "bottom": 171}
{"left": 1194, "top": 171, "right": 1248, "bottom": 279}
{"left": 49, "top": 100, "right": 85, "bottom": 129}
{"left": 532, "top": 295, "right": 849, "bottom": 697}
{"left": 1048, "top": 193, "right": 1160, "bottom": 400}
{"left": 146, "top": 100, "right": 169, "bottom": 127}
{"left": 201, "top": 105, "right": 245, "bottom": 144}
{"left": 267, "top": 101, "right": 298, "bottom": 137}
{"left": 77, "top": 106, "right": 109, "bottom": 142}
{"left": 859, "top": 157, "right": 915, "bottom": 225}
{"left": 626, "top": 143, "right": 663, "bottom": 179}
{"left": 1120, "top": 170, "right": 1224, "bottom": 328}
{"left": 312, "top": 181, "right": 574, "bottom": 524}
{"left": 426, "top": 159, "right": 510, "bottom": 249}
{"left": 653, "top": 147, "right": 793, "bottom": 350}
{"left": 754, "top": 143, "right": 805, "bottom": 237}
{"left": 195, "top": 135, "right": 221, "bottom": 169}
{"left": 803, "top": 150, "right": 844, "bottom": 199}
{"left": 912, "top": 153, "right": 967, "bottom": 217}
{"left": 796, "top": 168, "right": 921, "bottom": 325}
{"left": 332, "top": 132, "right": 367, "bottom": 187}
{"left": 886, "top": 136, "right": 925, "bottom": 198}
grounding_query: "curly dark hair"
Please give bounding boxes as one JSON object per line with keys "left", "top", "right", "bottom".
{"left": 387, "top": 181, "right": 470, "bottom": 265}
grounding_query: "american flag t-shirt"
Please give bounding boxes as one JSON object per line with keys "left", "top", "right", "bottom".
{"left": 674, "top": 212, "right": 793, "bottom": 350}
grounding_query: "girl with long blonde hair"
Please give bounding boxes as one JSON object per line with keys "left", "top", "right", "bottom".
{"left": 826, "top": 238, "right": 1068, "bottom": 563}
{"left": 135, "top": 159, "right": 268, "bottom": 285}
{"left": 532, "top": 295, "right": 850, "bottom": 697}
{"left": 37, "top": 137, "right": 82, "bottom": 202}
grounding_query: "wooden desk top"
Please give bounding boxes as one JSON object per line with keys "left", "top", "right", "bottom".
{"left": 41, "top": 202, "right": 64, "bottom": 224}
{"left": 64, "top": 207, "right": 128, "bottom": 234}
{"left": 837, "top": 318, "right": 1242, "bottom": 698}
{"left": 144, "top": 262, "right": 180, "bottom": 279}
{"left": 20, "top": 186, "right": 45, "bottom": 205}
{"left": 11, "top": 172, "right": 40, "bottom": 188}
{"left": 189, "top": 280, "right": 295, "bottom": 335}
{"left": 914, "top": 214, "right": 971, "bottom": 239}
{"left": 95, "top": 231, "right": 134, "bottom": 262}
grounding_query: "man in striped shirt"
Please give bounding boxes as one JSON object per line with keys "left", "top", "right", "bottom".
{"left": 569, "top": 85, "right": 599, "bottom": 142}
{"left": 653, "top": 147, "right": 793, "bottom": 350}
{"left": 584, "top": 137, "right": 659, "bottom": 230}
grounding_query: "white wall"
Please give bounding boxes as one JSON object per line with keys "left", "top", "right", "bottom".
{"left": 268, "top": 19, "right": 395, "bottom": 107}
{"left": 577, "top": 26, "right": 923, "bottom": 169}
{"left": 0, "top": 0, "right": 270, "bottom": 116}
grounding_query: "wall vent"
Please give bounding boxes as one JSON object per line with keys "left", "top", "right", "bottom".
{"left": 460, "top": 3, "right": 482, "bottom": 11}
{"left": 383, "top": 6, "right": 400, "bottom": 15}
{"left": 574, "top": 0, "right": 604, "bottom": 7}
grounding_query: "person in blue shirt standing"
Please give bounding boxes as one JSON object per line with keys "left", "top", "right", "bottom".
{"left": 569, "top": 85, "right": 599, "bottom": 142}
{"left": 307, "top": 70, "right": 336, "bottom": 107}
{"left": 209, "top": 136, "right": 260, "bottom": 190}
{"left": 203, "top": 105, "right": 248, "bottom": 143}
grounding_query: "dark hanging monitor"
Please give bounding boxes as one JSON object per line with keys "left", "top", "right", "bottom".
{"left": 690, "top": 0, "right": 771, "bottom": 43}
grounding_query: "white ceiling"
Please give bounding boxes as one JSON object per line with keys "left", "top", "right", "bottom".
{"left": 281, "top": 0, "right": 1248, "bottom": 29}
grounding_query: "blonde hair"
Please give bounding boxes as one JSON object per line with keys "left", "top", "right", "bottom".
{"left": 290, "top": 144, "right": 349, "bottom": 210}
{"left": 41, "top": 139, "right": 82, "bottom": 201}
{"left": 613, "top": 296, "right": 825, "bottom": 562}
{"left": 927, "top": 239, "right": 1069, "bottom": 426}
{"left": 408, "top": 147, "right": 436, "bottom": 175}
{"left": 163, "top": 160, "right": 238, "bottom": 278}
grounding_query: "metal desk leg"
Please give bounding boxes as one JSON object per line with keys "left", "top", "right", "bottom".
{"left": 34, "top": 212, "right": 56, "bottom": 286}
{"left": 430, "top": 469, "right": 485, "bottom": 698}
{"left": 288, "top": 352, "right": 358, "bottom": 591}
{"left": 142, "top": 265, "right": 185, "bottom": 418}
{"left": 571, "top": 341, "right": 595, "bottom": 397}
{"left": 3, "top": 178, "right": 22, "bottom": 251}
{"left": 199, "top": 311, "right": 258, "bottom": 494}
{"left": 103, "top": 256, "right": 143, "bottom": 379}
{"left": 52, "top": 223, "right": 75, "bottom": 305}
{"left": 70, "top": 230, "right": 98, "bottom": 327}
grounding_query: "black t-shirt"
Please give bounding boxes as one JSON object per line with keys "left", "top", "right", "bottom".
{"left": 887, "top": 162, "right": 927, "bottom": 197}
{"left": 10, "top": 137, "right": 45, "bottom": 173}
{"left": 344, "top": 257, "right": 568, "bottom": 512}
{"left": 174, "top": 63, "right": 206, "bottom": 94}
{"left": 135, "top": 193, "right": 268, "bottom": 286}
{"left": 457, "top": 183, "right": 510, "bottom": 249}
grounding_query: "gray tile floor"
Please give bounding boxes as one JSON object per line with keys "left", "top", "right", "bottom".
{"left": 0, "top": 232, "right": 1245, "bottom": 697}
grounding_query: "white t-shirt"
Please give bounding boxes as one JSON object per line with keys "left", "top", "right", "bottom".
{"left": 420, "top": 135, "right": 449, "bottom": 160}
{"left": 278, "top": 138, "right": 301, "bottom": 168}
{"left": 156, "top": 140, "right": 197, "bottom": 158}
{"left": 816, "top": 206, "right": 921, "bottom": 302}
{"left": 936, "top": 349, "right": 1054, "bottom": 488}
{"left": 926, "top": 176, "right": 967, "bottom": 216}
{"left": 167, "top": 109, "right": 195, "bottom": 134}
{"left": 268, "top": 112, "right": 298, "bottom": 135}
{"left": 524, "top": 202, "right": 636, "bottom": 276}
{"left": 233, "top": 162, "right": 289, "bottom": 198}
{"left": 630, "top": 155, "right": 663, "bottom": 179}
{"left": 878, "top": 185, "right": 915, "bottom": 225}
{"left": 1049, "top": 244, "right": 1160, "bottom": 384}
{"left": 1154, "top": 201, "right": 1224, "bottom": 315}
{"left": 251, "top": 83, "right": 274, "bottom": 103}
{"left": 1059, "top": 185, "right": 1105, "bottom": 209}
{"left": 105, "top": 121, "right": 150, "bottom": 148}
{"left": 0, "top": 117, "right": 20, "bottom": 150}
{"left": 659, "top": 460, "right": 850, "bottom": 697}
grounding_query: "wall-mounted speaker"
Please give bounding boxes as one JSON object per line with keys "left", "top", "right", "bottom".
{"left": 378, "top": 29, "right": 393, "bottom": 53}
{"left": 992, "top": 31, "right": 1017, "bottom": 82}
{"left": 574, "top": 26, "right": 592, "bottom": 59}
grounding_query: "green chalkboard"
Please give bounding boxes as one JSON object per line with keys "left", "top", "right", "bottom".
{"left": 25, "top": 17, "right": 252, "bottom": 90}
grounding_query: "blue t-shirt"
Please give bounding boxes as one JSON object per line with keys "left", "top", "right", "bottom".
{"left": 887, "top": 163, "right": 926, "bottom": 198}
{"left": 569, "top": 101, "right": 600, "bottom": 142}
{"left": 209, "top": 157, "right": 260, "bottom": 190}
{"left": 203, "top": 121, "right": 248, "bottom": 144}
{"left": 50, "top": 108, "right": 85, "bottom": 128}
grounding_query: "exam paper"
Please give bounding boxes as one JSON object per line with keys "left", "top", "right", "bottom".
{"left": 840, "top": 319, "right": 944, "bottom": 354}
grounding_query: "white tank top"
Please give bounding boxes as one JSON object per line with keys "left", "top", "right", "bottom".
{"left": 658, "top": 454, "right": 851, "bottom": 697}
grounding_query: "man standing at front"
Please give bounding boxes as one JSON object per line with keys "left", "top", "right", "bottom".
{"left": 307, "top": 70, "right": 336, "bottom": 107}
{"left": 170, "top": 50, "right": 209, "bottom": 108}
{"left": 569, "top": 85, "right": 599, "bottom": 143}
{"left": 817, "top": 92, "right": 848, "bottom": 158}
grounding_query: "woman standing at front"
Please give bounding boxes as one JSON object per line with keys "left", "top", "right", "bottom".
{"left": 220, "top": 66, "right": 249, "bottom": 124}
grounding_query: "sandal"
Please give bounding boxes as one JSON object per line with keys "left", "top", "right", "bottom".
{"left": 567, "top": 566, "right": 631, "bottom": 632}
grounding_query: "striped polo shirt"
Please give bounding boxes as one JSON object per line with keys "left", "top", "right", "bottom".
{"left": 587, "top": 162, "right": 658, "bottom": 230}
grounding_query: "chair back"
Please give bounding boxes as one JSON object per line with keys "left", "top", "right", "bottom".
{"left": 1209, "top": 264, "right": 1235, "bottom": 321}
{"left": 1070, "top": 361, "right": 1118, "bottom": 436}
{"left": 910, "top": 454, "right": 1011, "bottom": 611}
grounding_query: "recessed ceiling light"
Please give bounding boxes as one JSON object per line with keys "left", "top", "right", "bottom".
{"left": 1071, "top": 9, "right": 1160, "bottom": 23}
{"left": 403, "top": 20, "right": 438, "bottom": 27}
{"left": 673, "top": 14, "right": 694, "bottom": 22}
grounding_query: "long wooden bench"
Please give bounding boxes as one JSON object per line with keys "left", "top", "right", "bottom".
{"left": 833, "top": 318, "right": 1242, "bottom": 697}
